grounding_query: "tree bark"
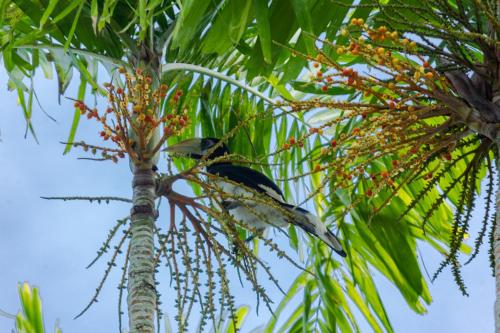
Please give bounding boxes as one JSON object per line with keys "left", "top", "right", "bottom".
{"left": 128, "top": 166, "right": 157, "bottom": 333}
{"left": 495, "top": 141, "right": 500, "bottom": 333}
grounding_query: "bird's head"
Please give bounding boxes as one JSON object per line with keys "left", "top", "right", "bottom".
{"left": 165, "top": 137, "right": 230, "bottom": 160}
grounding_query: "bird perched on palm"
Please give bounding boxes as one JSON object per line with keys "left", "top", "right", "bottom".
{"left": 166, "top": 137, "right": 346, "bottom": 257}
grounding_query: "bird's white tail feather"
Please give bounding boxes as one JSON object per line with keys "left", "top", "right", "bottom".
{"left": 293, "top": 211, "right": 346, "bottom": 257}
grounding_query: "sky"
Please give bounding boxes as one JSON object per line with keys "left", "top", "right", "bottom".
{"left": 0, "top": 68, "right": 495, "bottom": 333}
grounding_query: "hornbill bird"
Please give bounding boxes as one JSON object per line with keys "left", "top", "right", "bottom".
{"left": 166, "top": 137, "right": 346, "bottom": 257}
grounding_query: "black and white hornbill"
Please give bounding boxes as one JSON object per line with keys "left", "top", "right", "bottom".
{"left": 166, "top": 137, "right": 346, "bottom": 257}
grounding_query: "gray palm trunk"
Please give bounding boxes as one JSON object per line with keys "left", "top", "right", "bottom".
{"left": 495, "top": 143, "right": 500, "bottom": 333}
{"left": 128, "top": 166, "right": 157, "bottom": 333}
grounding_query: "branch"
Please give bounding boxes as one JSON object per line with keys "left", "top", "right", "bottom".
{"left": 41, "top": 196, "right": 132, "bottom": 203}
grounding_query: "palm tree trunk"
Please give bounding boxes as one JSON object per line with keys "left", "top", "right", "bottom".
{"left": 495, "top": 142, "right": 500, "bottom": 333}
{"left": 128, "top": 165, "right": 157, "bottom": 333}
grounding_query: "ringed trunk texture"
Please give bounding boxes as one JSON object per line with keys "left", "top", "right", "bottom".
{"left": 128, "top": 166, "right": 157, "bottom": 333}
{"left": 495, "top": 143, "right": 500, "bottom": 333}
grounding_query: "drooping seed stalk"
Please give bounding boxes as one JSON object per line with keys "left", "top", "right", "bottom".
{"left": 128, "top": 166, "right": 157, "bottom": 333}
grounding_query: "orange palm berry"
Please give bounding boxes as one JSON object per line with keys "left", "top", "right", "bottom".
{"left": 283, "top": 143, "right": 290, "bottom": 150}
{"left": 392, "top": 160, "right": 399, "bottom": 167}
{"left": 423, "top": 61, "right": 430, "bottom": 68}
{"left": 289, "top": 137, "right": 296, "bottom": 145}
{"left": 313, "top": 62, "right": 319, "bottom": 68}
{"left": 424, "top": 72, "right": 434, "bottom": 79}
{"left": 331, "top": 140, "right": 337, "bottom": 147}
{"left": 366, "top": 189, "right": 373, "bottom": 197}
{"left": 314, "top": 164, "right": 322, "bottom": 172}
{"left": 342, "top": 68, "right": 353, "bottom": 76}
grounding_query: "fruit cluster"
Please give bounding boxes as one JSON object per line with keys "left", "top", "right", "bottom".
{"left": 283, "top": 20, "right": 456, "bottom": 203}
{"left": 72, "top": 68, "right": 189, "bottom": 164}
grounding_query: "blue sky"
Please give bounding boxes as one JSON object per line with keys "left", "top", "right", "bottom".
{"left": 0, "top": 69, "right": 494, "bottom": 332}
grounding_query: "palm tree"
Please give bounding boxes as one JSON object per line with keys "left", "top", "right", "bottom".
{"left": 1, "top": 0, "right": 497, "bottom": 332}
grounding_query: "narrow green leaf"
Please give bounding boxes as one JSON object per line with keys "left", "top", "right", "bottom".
{"left": 290, "top": 0, "right": 315, "bottom": 55}
{"left": 253, "top": 0, "right": 272, "bottom": 63}
{"left": 171, "top": 0, "right": 211, "bottom": 50}
{"left": 91, "top": 0, "right": 99, "bottom": 33}
{"left": 39, "top": 0, "right": 58, "bottom": 29}
{"left": 264, "top": 272, "right": 308, "bottom": 333}
{"left": 224, "top": 305, "right": 250, "bottom": 333}
{"left": 345, "top": 277, "right": 384, "bottom": 333}
{"left": 202, "top": 0, "right": 252, "bottom": 54}
{"left": 51, "top": 0, "right": 83, "bottom": 24}
{"left": 17, "top": 88, "right": 39, "bottom": 143}
{"left": 64, "top": 1, "right": 84, "bottom": 51}
{"left": 64, "top": 78, "right": 86, "bottom": 154}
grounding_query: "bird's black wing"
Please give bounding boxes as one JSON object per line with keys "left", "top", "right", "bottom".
{"left": 207, "top": 164, "right": 286, "bottom": 202}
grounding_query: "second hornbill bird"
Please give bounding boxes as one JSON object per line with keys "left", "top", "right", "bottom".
{"left": 166, "top": 137, "right": 346, "bottom": 257}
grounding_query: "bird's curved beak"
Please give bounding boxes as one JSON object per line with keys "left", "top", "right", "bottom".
{"left": 165, "top": 138, "right": 203, "bottom": 155}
